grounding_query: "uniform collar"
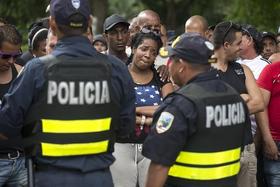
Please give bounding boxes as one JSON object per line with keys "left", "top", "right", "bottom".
{"left": 186, "top": 69, "right": 219, "bottom": 85}
{"left": 52, "top": 35, "right": 97, "bottom": 57}
{"left": 56, "top": 35, "right": 91, "bottom": 46}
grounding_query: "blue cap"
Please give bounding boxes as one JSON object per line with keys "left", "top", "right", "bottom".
{"left": 168, "top": 33, "right": 215, "bottom": 64}
{"left": 50, "top": 0, "right": 91, "bottom": 28}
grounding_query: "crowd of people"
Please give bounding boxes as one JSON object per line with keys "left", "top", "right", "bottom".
{"left": 0, "top": 0, "right": 280, "bottom": 186}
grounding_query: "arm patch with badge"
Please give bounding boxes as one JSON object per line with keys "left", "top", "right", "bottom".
{"left": 156, "top": 112, "right": 174, "bottom": 134}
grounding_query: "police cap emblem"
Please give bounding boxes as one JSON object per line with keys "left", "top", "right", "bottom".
{"left": 72, "top": 0, "right": 80, "bottom": 9}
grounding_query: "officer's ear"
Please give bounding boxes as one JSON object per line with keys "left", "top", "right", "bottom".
{"left": 88, "top": 15, "right": 93, "bottom": 29}
{"left": 49, "top": 16, "right": 57, "bottom": 37}
{"left": 178, "top": 59, "right": 186, "bottom": 73}
{"left": 179, "top": 67, "right": 184, "bottom": 73}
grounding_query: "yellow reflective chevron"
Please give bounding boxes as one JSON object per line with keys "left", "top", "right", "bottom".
{"left": 41, "top": 140, "right": 109, "bottom": 156}
{"left": 176, "top": 147, "right": 241, "bottom": 165}
{"left": 169, "top": 161, "right": 240, "bottom": 180}
{"left": 168, "top": 147, "right": 241, "bottom": 180}
{"left": 42, "top": 118, "right": 111, "bottom": 133}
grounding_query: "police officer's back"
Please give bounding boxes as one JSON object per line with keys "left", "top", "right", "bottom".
{"left": 143, "top": 33, "right": 249, "bottom": 187}
{"left": 0, "top": 0, "right": 135, "bottom": 186}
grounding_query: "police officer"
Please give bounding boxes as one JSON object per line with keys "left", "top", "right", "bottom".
{"left": 0, "top": 0, "right": 135, "bottom": 186}
{"left": 143, "top": 33, "right": 250, "bottom": 187}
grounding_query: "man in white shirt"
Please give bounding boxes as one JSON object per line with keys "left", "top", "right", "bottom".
{"left": 238, "top": 24, "right": 272, "bottom": 187}
{"left": 239, "top": 24, "right": 270, "bottom": 79}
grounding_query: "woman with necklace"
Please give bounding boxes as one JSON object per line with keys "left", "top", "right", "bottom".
{"left": 110, "top": 30, "right": 173, "bottom": 187}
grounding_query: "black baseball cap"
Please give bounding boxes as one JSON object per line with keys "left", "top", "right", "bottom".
{"left": 103, "top": 14, "right": 130, "bottom": 32}
{"left": 50, "top": 0, "right": 91, "bottom": 28}
{"left": 241, "top": 24, "right": 262, "bottom": 43}
{"left": 168, "top": 33, "right": 215, "bottom": 64}
{"left": 262, "top": 31, "right": 277, "bottom": 43}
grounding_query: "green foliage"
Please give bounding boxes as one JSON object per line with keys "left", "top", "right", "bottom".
{"left": 0, "top": 0, "right": 278, "bottom": 45}
{"left": 0, "top": 0, "right": 49, "bottom": 50}
{"left": 140, "top": 0, "right": 232, "bottom": 33}
{"left": 108, "top": 0, "right": 146, "bottom": 19}
{"left": 227, "top": 0, "right": 280, "bottom": 32}
{"left": 0, "top": 0, "right": 49, "bottom": 28}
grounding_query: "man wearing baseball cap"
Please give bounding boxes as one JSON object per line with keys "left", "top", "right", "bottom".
{"left": 261, "top": 31, "right": 277, "bottom": 60}
{"left": 0, "top": 0, "right": 135, "bottom": 186}
{"left": 239, "top": 24, "right": 270, "bottom": 78}
{"left": 143, "top": 33, "right": 249, "bottom": 187}
{"left": 103, "top": 14, "right": 130, "bottom": 62}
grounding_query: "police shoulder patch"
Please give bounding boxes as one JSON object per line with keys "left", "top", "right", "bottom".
{"left": 156, "top": 112, "right": 174, "bottom": 134}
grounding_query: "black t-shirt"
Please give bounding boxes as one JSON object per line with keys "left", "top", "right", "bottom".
{"left": 215, "top": 61, "right": 253, "bottom": 146}
{"left": 217, "top": 61, "right": 247, "bottom": 94}
{"left": 0, "top": 64, "right": 18, "bottom": 102}
{"left": 0, "top": 64, "right": 23, "bottom": 153}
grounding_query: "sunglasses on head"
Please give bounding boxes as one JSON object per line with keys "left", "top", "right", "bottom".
{"left": 0, "top": 50, "right": 22, "bottom": 60}
{"left": 140, "top": 27, "right": 161, "bottom": 37}
{"left": 222, "top": 21, "right": 241, "bottom": 44}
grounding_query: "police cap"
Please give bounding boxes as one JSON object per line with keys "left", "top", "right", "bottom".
{"left": 50, "top": 0, "right": 91, "bottom": 28}
{"left": 168, "top": 33, "right": 215, "bottom": 64}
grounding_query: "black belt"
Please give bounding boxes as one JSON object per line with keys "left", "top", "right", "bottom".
{"left": 0, "top": 150, "right": 23, "bottom": 159}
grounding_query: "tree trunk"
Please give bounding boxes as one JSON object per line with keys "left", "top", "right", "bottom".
{"left": 165, "top": 0, "right": 176, "bottom": 30}
{"left": 90, "top": 0, "right": 108, "bottom": 34}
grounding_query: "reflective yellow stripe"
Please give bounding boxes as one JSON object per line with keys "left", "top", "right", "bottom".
{"left": 176, "top": 147, "right": 241, "bottom": 165}
{"left": 41, "top": 140, "right": 109, "bottom": 156}
{"left": 42, "top": 118, "right": 111, "bottom": 133}
{"left": 169, "top": 162, "right": 240, "bottom": 180}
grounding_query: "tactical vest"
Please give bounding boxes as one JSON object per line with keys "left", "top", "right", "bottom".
{"left": 167, "top": 80, "right": 246, "bottom": 187}
{"left": 22, "top": 54, "right": 120, "bottom": 157}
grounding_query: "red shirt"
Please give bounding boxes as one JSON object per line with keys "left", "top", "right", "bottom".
{"left": 257, "top": 62, "right": 280, "bottom": 141}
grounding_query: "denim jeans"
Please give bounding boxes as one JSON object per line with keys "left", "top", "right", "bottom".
{"left": 0, "top": 156, "right": 27, "bottom": 187}
{"left": 264, "top": 141, "right": 280, "bottom": 187}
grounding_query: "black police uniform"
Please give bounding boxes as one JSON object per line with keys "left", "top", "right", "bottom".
{"left": 0, "top": 36, "right": 135, "bottom": 187}
{"left": 143, "top": 70, "right": 250, "bottom": 187}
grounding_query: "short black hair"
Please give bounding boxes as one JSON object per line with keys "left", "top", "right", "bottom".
{"left": 57, "top": 14, "right": 88, "bottom": 36}
{"left": 213, "top": 21, "right": 242, "bottom": 50}
{"left": 0, "top": 24, "right": 22, "bottom": 48}
{"left": 127, "top": 31, "right": 163, "bottom": 65}
{"left": 131, "top": 31, "right": 163, "bottom": 53}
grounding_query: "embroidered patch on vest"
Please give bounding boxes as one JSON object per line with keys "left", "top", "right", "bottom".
{"left": 156, "top": 112, "right": 174, "bottom": 134}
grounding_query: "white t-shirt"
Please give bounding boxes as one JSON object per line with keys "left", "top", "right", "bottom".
{"left": 237, "top": 55, "right": 270, "bottom": 136}
{"left": 238, "top": 55, "right": 270, "bottom": 79}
